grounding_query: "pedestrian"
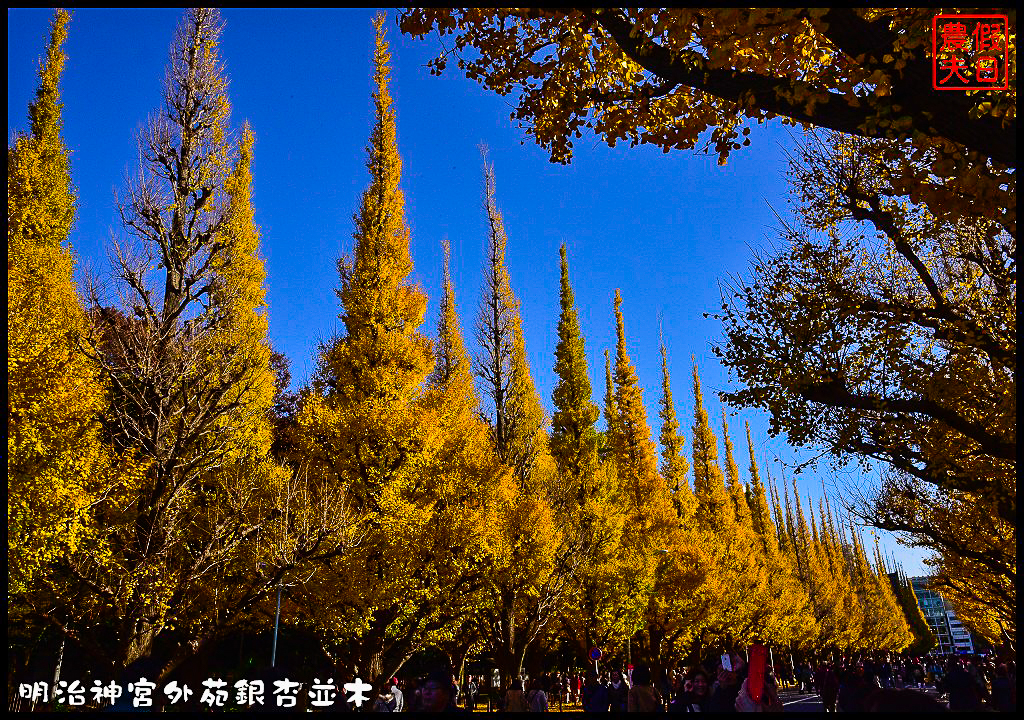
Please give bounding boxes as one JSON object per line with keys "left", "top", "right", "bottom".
{"left": 861, "top": 687, "right": 948, "bottom": 712}
{"left": 371, "top": 678, "right": 394, "bottom": 712}
{"left": 627, "top": 665, "right": 662, "bottom": 712}
{"left": 706, "top": 652, "right": 746, "bottom": 712}
{"left": 734, "top": 674, "right": 784, "bottom": 712}
{"left": 818, "top": 663, "right": 840, "bottom": 713}
{"left": 389, "top": 677, "right": 404, "bottom": 712}
{"left": 798, "top": 660, "right": 813, "bottom": 692}
{"left": 941, "top": 658, "right": 983, "bottom": 712}
{"left": 880, "top": 658, "right": 893, "bottom": 688}
{"left": 420, "top": 668, "right": 464, "bottom": 713}
{"left": 464, "top": 675, "right": 478, "bottom": 711}
{"left": 406, "top": 677, "right": 423, "bottom": 712}
{"left": 527, "top": 678, "right": 548, "bottom": 712}
{"left": 669, "top": 668, "right": 711, "bottom": 713}
{"left": 582, "top": 670, "right": 610, "bottom": 712}
{"left": 990, "top": 663, "right": 1016, "bottom": 712}
{"left": 838, "top": 663, "right": 871, "bottom": 712}
{"left": 503, "top": 678, "right": 529, "bottom": 712}
{"left": 607, "top": 670, "right": 629, "bottom": 713}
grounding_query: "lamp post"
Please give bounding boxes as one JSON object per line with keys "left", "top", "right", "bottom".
{"left": 271, "top": 580, "right": 283, "bottom": 668}
{"left": 259, "top": 563, "right": 287, "bottom": 669}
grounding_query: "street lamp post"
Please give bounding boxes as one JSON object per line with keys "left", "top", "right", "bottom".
{"left": 271, "top": 581, "right": 283, "bottom": 668}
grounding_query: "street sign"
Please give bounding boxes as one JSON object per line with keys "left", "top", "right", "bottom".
{"left": 589, "top": 647, "right": 602, "bottom": 661}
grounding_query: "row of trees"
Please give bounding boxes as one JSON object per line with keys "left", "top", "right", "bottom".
{"left": 401, "top": 7, "right": 1016, "bottom": 653}
{"left": 11, "top": 9, "right": 935, "bottom": 696}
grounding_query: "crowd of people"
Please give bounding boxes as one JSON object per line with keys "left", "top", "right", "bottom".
{"left": 370, "top": 652, "right": 1015, "bottom": 712}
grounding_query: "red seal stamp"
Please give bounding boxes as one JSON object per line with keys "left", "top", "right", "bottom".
{"left": 932, "top": 14, "right": 1010, "bottom": 90}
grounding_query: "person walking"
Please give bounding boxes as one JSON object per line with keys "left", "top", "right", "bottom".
{"left": 503, "top": 679, "right": 529, "bottom": 713}
{"left": 818, "top": 663, "right": 840, "bottom": 713}
{"left": 627, "top": 666, "right": 662, "bottom": 712}
{"left": 463, "top": 675, "right": 478, "bottom": 711}
{"left": 389, "top": 678, "right": 404, "bottom": 712}
{"left": 582, "top": 670, "right": 609, "bottom": 712}
{"left": 608, "top": 670, "right": 629, "bottom": 713}
{"left": 527, "top": 678, "right": 549, "bottom": 712}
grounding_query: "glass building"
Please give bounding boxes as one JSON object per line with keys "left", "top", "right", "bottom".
{"left": 909, "top": 576, "right": 975, "bottom": 655}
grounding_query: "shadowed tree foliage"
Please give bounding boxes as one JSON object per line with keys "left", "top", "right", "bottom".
{"left": 722, "top": 412, "right": 752, "bottom": 529}
{"left": 715, "top": 130, "right": 1015, "bottom": 648}
{"left": 690, "top": 362, "right": 734, "bottom": 536}
{"left": 885, "top": 562, "right": 936, "bottom": 655}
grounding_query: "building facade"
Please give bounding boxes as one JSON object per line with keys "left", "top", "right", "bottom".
{"left": 909, "top": 576, "right": 975, "bottom": 655}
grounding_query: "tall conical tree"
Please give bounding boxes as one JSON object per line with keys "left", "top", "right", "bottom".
{"left": 550, "top": 243, "right": 600, "bottom": 504}
{"left": 744, "top": 422, "right": 778, "bottom": 557}
{"left": 849, "top": 524, "right": 912, "bottom": 651}
{"left": 62, "top": 8, "right": 303, "bottom": 672}
{"left": 790, "top": 483, "right": 815, "bottom": 590}
{"left": 424, "top": 232, "right": 493, "bottom": 504}
{"left": 781, "top": 481, "right": 801, "bottom": 573}
{"left": 7, "top": 8, "right": 109, "bottom": 596}
{"left": 770, "top": 479, "right": 790, "bottom": 557}
{"left": 603, "top": 348, "right": 619, "bottom": 452}
{"left": 472, "top": 150, "right": 561, "bottom": 686}
{"left": 294, "top": 15, "right": 439, "bottom": 679}
{"left": 658, "top": 334, "right": 694, "bottom": 521}
{"left": 886, "top": 559, "right": 935, "bottom": 654}
{"left": 690, "top": 361, "right": 734, "bottom": 534}
{"left": 429, "top": 236, "right": 476, "bottom": 408}
{"left": 793, "top": 482, "right": 861, "bottom": 650}
{"left": 611, "top": 290, "right": 675, "bottom": 537}
{"left": 324, "top": 14, "right": 431, "bottom": 418}
{"left": 211, "top": 122, "right": 277, "bottom": 456}
{"left": 418, "top": 235, "right": 502, "bottom": 676}
{"left": 721, "top": 411, "right": 752, "bottom": 529}
{"left": 474, "top": 150, "right": 547, "bottom": 491}
{"left": 173, "top": 119, "right": 295, "bottom": 672}
{"left": 740, "top": 433, "right": 815, "bottom": 649}
{"left": 610, "top": 294, "right": 701, "bottom": 679}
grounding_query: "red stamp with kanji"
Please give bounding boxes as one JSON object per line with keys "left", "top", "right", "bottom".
{"left": 932, "top": 14, "right": 1010, "bottom": 90}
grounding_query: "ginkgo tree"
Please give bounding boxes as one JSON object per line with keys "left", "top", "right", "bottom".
{"left": 400, "top": 7, "right": 1015, "bottom": 651}
{"left": 7, "top": 8, "right": 108, "bottom": 599}
{"left": 70, "top": 8, "right": 304, "bottom": 676}
{"left": 291, "top": 16, "right": 502, "bottom": 681}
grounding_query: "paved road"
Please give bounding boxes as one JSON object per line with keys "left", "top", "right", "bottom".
{"left": 779, "top": 688, "right": 824, "bottom": 712}
{"left": 777, "top": 686, "right": 947, "bottom": 712}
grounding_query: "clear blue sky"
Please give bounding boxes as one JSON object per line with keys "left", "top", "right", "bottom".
{"left": 7, "top": 8, "right": 927, "bottom": 575}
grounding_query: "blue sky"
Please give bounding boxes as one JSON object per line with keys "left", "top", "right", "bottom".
{"left": 7, "top": 8, "right": 927, "bottom": 575}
